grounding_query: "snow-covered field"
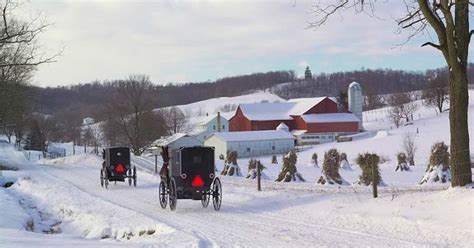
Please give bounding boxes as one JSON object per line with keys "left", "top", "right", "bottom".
{"left": 1, "top": 90, "right": 474, "bottom": 247}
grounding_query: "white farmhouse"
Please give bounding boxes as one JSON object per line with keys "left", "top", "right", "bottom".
{"left": 204, "top": 129, "right": 294, "bottom": 159}
{"left": 189, "top": 112, "right": 229, "bottom": 142}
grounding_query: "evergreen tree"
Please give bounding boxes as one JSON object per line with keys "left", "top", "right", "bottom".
{"left": 304, "top": 66, "right": 312, "bottom": 81}
{"left": 26, "top": 120, "right": 45, "bottom": 151}
{"left": 337, "top": 90, "right": 349, "bottom": 111}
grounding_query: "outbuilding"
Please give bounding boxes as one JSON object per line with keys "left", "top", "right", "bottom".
{"left": 204, "top": 130, "right": 294, "bottom": 159}
{"left": 151, "top": 133, "right": 202, "bottom": 149}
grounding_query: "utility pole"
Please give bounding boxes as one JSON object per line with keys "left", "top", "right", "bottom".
{"left": 372, "top": 156, "right": 378, "bottom": 198}
{"left": 257, "top": 160, "right": 261, "bottom": 191}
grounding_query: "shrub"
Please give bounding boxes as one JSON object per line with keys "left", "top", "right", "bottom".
{"left": 355, "top": 153, "right": 383, "bottom": 186}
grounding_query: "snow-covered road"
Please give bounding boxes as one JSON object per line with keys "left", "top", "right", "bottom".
{"left": 1, "top": 144, "right": 472, "bottom": 247}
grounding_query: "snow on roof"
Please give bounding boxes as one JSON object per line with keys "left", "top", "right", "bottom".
{"left": 238, "top": 97, "right": 336, "bottom": 121}
{"left": 152, "top": 133, "right": 189, "bottom": 147}
{"left": 301, "top": 113, "right": 360, "bottom": 123}
{"left": 239, "top": 103, "right": 295, "bottom": 121}
{"left": 287, "top": 97, "right": 329, "bottom": 115}
{"left": 211, "top": 130, "right": 294, "bottom": 142}
{"left": 291, "top": 129, "right": 307, "bottom": 136}
{"left": 187, "top": 112, "right": 232, "bottom": 126}
{"left": 276, "top": 122, "right": 289, "bottom": 131}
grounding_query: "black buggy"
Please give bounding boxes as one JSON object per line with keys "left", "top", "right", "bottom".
{"left": 100, "top": 147, "right": 137, "bottom": 189}
{"left": 159, "top": 146, "right": 222, "bottom": 211}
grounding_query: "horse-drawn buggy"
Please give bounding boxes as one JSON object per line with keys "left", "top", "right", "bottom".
{"left": 100, "top": 147, "right": 137, "bottom": 189}
{"left": 159, "top": 146, "right": 222, "bottom": 211}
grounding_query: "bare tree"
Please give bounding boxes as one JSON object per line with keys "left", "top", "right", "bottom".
{"left": 0, "top": 0, "right": 58, "bottom": 147}
{"left": 387, "top": 92, "right": 418, "bottom": 123}
{"left": 387, "top": 105, "right": 403, "bottom": 128}
{"left": 422, "top": 73, "right": 449, "bottom": 114}
{"left": 102, "top": 75, "right": 167, "bottom": 155}
{"left": 402, "top": 133, "right": 417, "bottom": 166}
{"left": 307, "top": 0, "right": 472, "bottom": 187}
{"left": 162, "top": 106, "right": 187, "bottom": 134}
{"left": 364, "top": 84, "right": 384, "bottom": 110}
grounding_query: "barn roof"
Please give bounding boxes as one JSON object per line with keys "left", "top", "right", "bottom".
{"left": 210, "top": 130, "right": 294, "bottom": 142}
{"left": 287, "top": 97, "right": 329, "bottom": 115}
{"left": 300, "top": 113, "right": 360, "bottom": 123}
{"left": 191, "top": 113, "right": 230, "bottom": 126}
{"left": 238, "top": 97, "right": 335, "bottom": 121}
{"left": 152, "top": 133, "right": 200, "bottom": 147}
{"left": 238, "top": 103, "right": 295, "bottom": 121}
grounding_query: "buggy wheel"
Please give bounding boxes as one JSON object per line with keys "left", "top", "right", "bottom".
{"left": 128, "top": 169, "right": 132, "bottom": 186}
{"left": 201, "top": 192, "right": 210, "bottom": 208}
{"left": 100, "top": 169, "right": 104, "bottom": 187}
{"left": 159, "top": 180, "right": 168, "bottom": 209}
{"left": 103, "top": 169, "right": 109, "bottom": 189}
{"left": 169, "top": 178, "right": 177, "bottom": 211}
{"left": 133, "top": 166, "right": 137, "bottom": 187}
{"left": 212, "top": 177, "right": 222, "bottom": 211}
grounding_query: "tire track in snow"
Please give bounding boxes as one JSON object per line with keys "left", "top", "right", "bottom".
{"left": 39, "top": 165, "right": 425, "bottom": 247}
{"left": 39, "top": 166, "right": 308, "bottom": 247}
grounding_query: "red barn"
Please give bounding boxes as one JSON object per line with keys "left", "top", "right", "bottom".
{"left": 229, "top": 97, "right": 360, "bottom": 144}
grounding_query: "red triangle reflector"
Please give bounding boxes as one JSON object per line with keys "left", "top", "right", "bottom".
{"left": 192, "top": 175, "right": 204, "bottom": 188}
{"left": 116, "top": 164, "right": 124, "bottom": 173}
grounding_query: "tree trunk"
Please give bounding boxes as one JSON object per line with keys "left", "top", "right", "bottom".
{"left": 449, "top": 68, "right": 472, "bottom": 186}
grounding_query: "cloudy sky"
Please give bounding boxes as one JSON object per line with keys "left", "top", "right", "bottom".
{"left": 22, "top": 0, "right": 474, "bottom": 87}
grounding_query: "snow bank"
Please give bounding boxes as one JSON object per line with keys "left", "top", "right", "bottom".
{"left": 0, "top": 188, "right": 32, "bottom": 231}
{"left": 10, "top": 175, "right": 175, "bottom": 241}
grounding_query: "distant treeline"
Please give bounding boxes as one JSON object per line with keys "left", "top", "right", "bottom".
{"left": 273, "top": 64, "right": 474, "bottom": 99}
{"left": 30, "top": 64, "right": 473, "bottom": 121}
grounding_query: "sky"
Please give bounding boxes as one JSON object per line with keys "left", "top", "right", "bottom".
{"left": 21, "top": 0, "right": 474, "bottom": 87}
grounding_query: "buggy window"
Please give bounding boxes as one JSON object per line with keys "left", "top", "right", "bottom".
{"left": 193, "top": 156, "right": 202, "bottom": 164}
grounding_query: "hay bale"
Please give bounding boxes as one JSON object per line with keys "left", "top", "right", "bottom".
{"left": 246, "top": 160, "right": 269, "bottom": 179}
{"left": 395, "top": 152, "right": 410, "bottom": 171}
{"left": 420, "top": 142, "right": 451, "bottom": 184}
{"left": 339, "top": 152, "right": 351, "bottom": 170}
{"left": 311, "top": 153, "right": 318, "bottom": 167}
{"left": 275, "top": 151, "right": 305, "bottom": 182}
{"left": 355, "top": 153, "right": 383, "bottom": 186}
{"left": 221, "top": 150, "right": 242, "bottom": 177}
{"left": 318, "top": 149, "right": 348, "bottom": 185}
{"left": 271, "top": 155, "right": 278, "bottom": 164}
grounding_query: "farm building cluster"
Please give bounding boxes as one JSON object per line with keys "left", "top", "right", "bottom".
{"left": 152, "top": 82, "right": 364, "bottom": 159}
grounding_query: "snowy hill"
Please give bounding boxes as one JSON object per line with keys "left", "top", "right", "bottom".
{"left": 158, "top": 91, "right": 285, "bottom": 118}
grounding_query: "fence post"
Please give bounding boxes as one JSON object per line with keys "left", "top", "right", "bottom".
{"left": 372, "top": 157, "right": 378, "bottom": 198}
{"left": 155, "top": 155, "right": 158, "bottom": 174}
{"left": 257, "top": 160, "right": 261, "bottom": 191}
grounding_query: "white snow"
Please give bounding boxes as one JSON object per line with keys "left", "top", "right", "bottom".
{"left": 238, "top": 96, "right": 337, "bottom": 121}
{"left": 1, "top": 89, "right": 474, "bottom": 247}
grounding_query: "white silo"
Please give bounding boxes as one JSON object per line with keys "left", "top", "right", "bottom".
{"left": 348, "top": 82, "right": 363, "bottom": 131}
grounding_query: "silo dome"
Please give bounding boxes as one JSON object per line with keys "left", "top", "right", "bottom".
{"left": 348, "top": 82, "right": 363, "bottom": 131}
{"left": 276, "top": 122, "right": 289, "bottom": 132}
